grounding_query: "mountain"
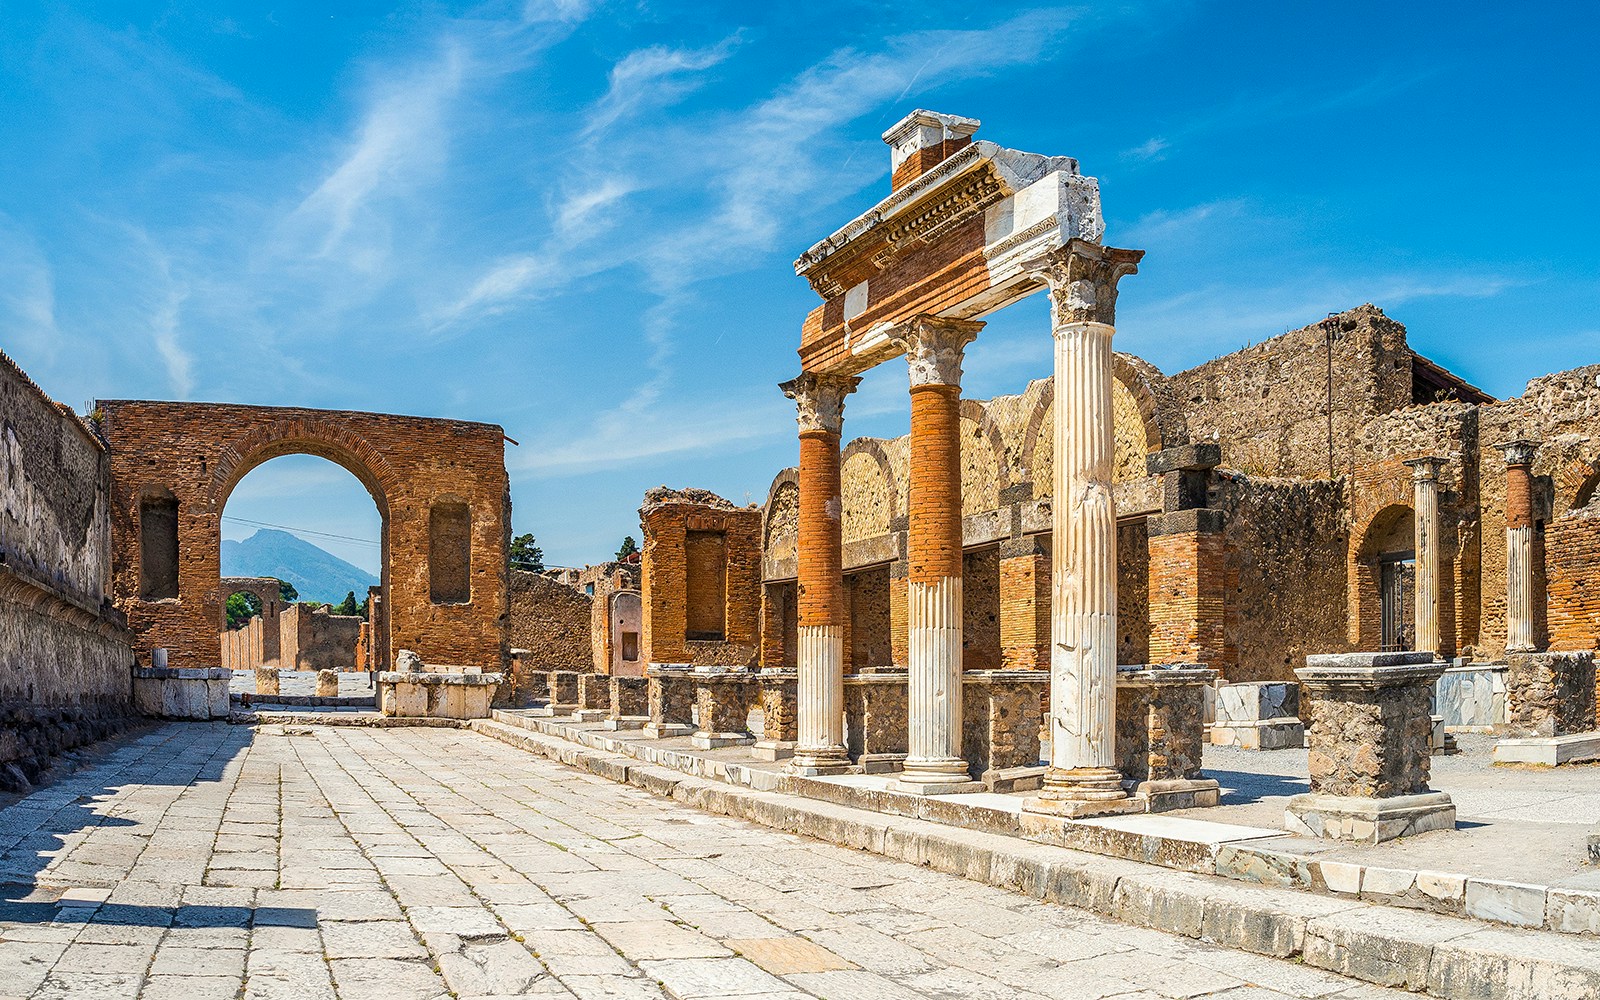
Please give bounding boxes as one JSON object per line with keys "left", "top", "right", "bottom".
{"left": 221, "top": 529, "right": 379, "bottom": 604}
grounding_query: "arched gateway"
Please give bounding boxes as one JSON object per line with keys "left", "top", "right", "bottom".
{"left": 98, "top": 401, "right": 511, "bottom": 672}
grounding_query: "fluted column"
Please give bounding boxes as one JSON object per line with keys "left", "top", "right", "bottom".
{"left": 887, "top": 316, "right": 984, "bottom": 795}
{"left": 1499, "top": 439, "right": 1541, "bottom": 654}
{"left": 1022, "top": 240, "right": 1144, "bottom": 817}
{"left": 781, "top": 372, "right": 861, "bottom": 774}
{"left": 1405, "top": 457, "right": 1447, "bottom": 658}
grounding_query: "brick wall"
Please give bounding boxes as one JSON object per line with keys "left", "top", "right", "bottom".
{"left": 278, "top": 604, "right": 363, "bottom": 671}
{"left": 507, "top": 568, "right": 592, "bottom": 670}
{"left": 98, "top": 400, "right": 509, "bottom": 671}
{"left": 961, "top": 547, "right": 1001, "bottom": 670}
{"left": 640, "top": 488, "right": 761, "bottom": 666}
{"left": 1548, "top": 507, "right": 1600, "bottom": 650}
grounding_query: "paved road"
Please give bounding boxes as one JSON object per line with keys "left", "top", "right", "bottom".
{"left": 0, "top": 723, "right": 1404, "bottom": 999}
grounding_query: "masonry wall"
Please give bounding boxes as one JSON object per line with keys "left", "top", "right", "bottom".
{"left": 0, "top": 352, "right": 133, "bottom": 710}
{"left": 98, "top": 400, "right": 510, "bottom": 672}
{"left": 961, "top": 548, "right": 1001, "bottom": 670}
{"left": 847, "top": 566, "right": 892, "bottom": 669}
{"left": 1117, "top": 521, "right": 1151, "bottom": 665}
{"left": 641, "top": 488, "right": 761, "bottom": 666}
{"left": 279, "top": 604, "right": 363, "bottom": 671}
{"left": 1548, "top": 506, "right": 1600, "bottom": 650}
{"left": 508, "top": 569, "right": 593, "bottom": 670}
{"left": 1169, "top": 306, "right": 1414, "bottom": 480}
{"left": 1219, "top": 475, "right": 1350, "bottom": 682}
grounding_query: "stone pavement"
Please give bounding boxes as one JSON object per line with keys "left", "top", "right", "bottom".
{"left": 0, "top": 723, "right": 1408, "bottom": 1000}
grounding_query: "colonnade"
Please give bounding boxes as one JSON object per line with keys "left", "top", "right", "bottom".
{"left": 782, "top": 241, "right": 1143, "bottom": 811}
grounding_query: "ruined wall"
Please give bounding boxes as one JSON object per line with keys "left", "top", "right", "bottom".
{"left": 508, "top": 568, "right": 593, "bottom": 670}
{"left": 1549, "top": 505, "right": 1600, "bottom": 651}
{"left": 846, "top": 566, "right": 892, "bottom": 669}
{"left": 641, "top": 488, "right": 761, "bottom": 666}
{"left": 0, "top": 352, "right": 132, "bottom": 710}
{"left": 278, "top": 604, "right": 362, "bottom": 672}
{"left": 1170, "top": 306, "right": 1414, "bottom": 480}
{"left": 1219, "top": 475, "right": 1350, "bottom": 682}
{"left": 98, "top": 400, "right": 510, "bottom": 672}
{"left": 961, "top": 547, "right": 1000, "bottom": 670}
{"left": 1117, "top": 520, "right": 1151, "bottom": 665}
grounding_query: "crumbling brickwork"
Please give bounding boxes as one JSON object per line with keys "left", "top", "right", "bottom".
{"left": 508, "top": 569, "right": 592, "bottom": 670}
{"left": 277, "top": 604, "right": 363, "bottom": 672}
{"left": 98, "top": 401, "right": 510, "bottom": 672}
{"left": 640, "top": 488, "right": 761, "bottom": 666}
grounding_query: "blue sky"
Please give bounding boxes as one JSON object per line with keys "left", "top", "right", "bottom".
{"left": 3, "top": 2, "right": 1596, "bottom": 572}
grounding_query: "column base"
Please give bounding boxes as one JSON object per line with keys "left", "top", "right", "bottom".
{"left": 1021, "top": 766, "right": 1137, "bottom": 818}
{"left": 886, "top": 759, "right": 983, "bottom": 795}
{"left": 691, "top": 731, "right": 756, "bottom": 750}
{"left": 641, "top": 723, "right": 692, "bottom": 739}
{"left": 532, "top": 702, "right": 580, "bottom": 718}
{"left": 1285, "top": 791, "right": 1455, "bottom": 844}
{"left": 600, "top": 716, "right": 648, "bottom": 731}
{"left": 572, "top": 709, "right": 609, "bottom": 723}
{"left": 749, "top": 740, "right": 795, "bottom": 761}
{"left": 789, "top": 747, "right": 853, "bottom": 776}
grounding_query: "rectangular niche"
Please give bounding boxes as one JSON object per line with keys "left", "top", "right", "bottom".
{"left": 139, "top": 497, "right": 179, "bottom": 600}
{"left": 684, "top": 529, "right": 727, "bottom": 641}
{"left": 429, "top": 502, "right": 472, "bottom": 604}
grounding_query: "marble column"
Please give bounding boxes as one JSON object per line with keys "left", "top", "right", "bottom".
{"left": 1022, "top": 241, "right": 1144, "bottom": 817}
{"left": 1499, "top": 439, "right": 1541, "bottom": 654}
{"left": 780, "top": 372, "right": 861, "bottom": 774}
{"left": 1404, "top": 457, "right": 1447, "bottom": 658}
{"left": 887, "top": 316, "right": 984, "bottom": 795}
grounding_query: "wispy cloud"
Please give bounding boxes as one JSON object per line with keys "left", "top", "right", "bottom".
{"left": 583, "top": 35, "right": 742, "bottom": 136}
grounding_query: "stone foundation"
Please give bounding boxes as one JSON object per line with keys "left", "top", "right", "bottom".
{"left": 844, "top": 671, "right": 909, "bottom": 772}
{"left": 132, "top": 667, "right": 232, "bottom": 720}
{"left": 574, "top": 673, "right": 612, "bottom": 723}
{"left": 960, "top": 671, "right": 1045, "bottom": 779}
{"left": 604, "top": 675, "right": 650, "bottom": 730}
{"left": 0, "top": 704, "right": 142, "bottom": 793}
{"left": 753, "top": 670, "right": 798, "bottom": 760}
{"left": 645, "top": 666, "right": 694, "bottom": 738}
{"left": 692, "top": 670, "right": 757, "bottom": 749}
{"left": 1504, "top": 651, "right": 1596, "bottom": 737}
{"left": 377, "top": 670, "right": 502, "bottom": 720}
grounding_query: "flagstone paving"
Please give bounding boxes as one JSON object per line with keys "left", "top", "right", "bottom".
{"left": 0, "top": 723, "right": 1407, "bottom": 999}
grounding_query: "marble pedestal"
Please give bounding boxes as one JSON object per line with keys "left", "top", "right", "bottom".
{"left": 1210, "top": 681, "right": 1305, "bottom": 750}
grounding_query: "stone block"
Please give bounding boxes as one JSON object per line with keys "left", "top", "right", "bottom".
{"left": 961, "top": 670, "right": 1046, "bottom": 775}
{"left": 1546, "top": 888, "right": 1600, "bottom": 934}
{"left": 1492, "top": 731, "right": 1600, "bottom": 765}
{"left": 691, "top": 670, "right": 757, "bottom": 748}
{"left": 1464, "top": 878, "right": 1547, "bottom": 928}
{"left": 1434, "top": 662, "right": 1507, "bottom": 728}
{"left": 315, "top": 669, "right": 338, "bottom": 698}
{"left": 254, "top": 667, "right": 280, "bottom": 697}
{"left": 1297, "top": 654, "right": 1443, "bottom": 802}
{"left": 1505, "top": 650, "right": 1596, "bottom": 737}
{"left": 1285, "top": 791, "right": 1455, "bottom": 844}
{"left": 548, "top": 671, "right": 580, "bottom": 714}
{"left": 844, "top": 672, "right": 909, "bottom": 762}
{"left": 1115, "top": 665, "right": 1215, "bottom": 800}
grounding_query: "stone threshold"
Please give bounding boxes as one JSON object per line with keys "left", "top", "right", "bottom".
{"left": 485, "top": 709, "right": 1600, "bottom": 941}
{"left": 231, "top": 693, "right": 377, "bottom": 709}
{"left": 464, "top": 715, "right": 1600, "bottom": 999}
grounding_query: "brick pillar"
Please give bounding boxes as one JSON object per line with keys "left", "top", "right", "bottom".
{"left": 1147, "top": 509, "right": 1227, "bottom": 669}
{"left": 1500, "top": 439, "right": 1542, "bottom": 653}
{"left": 999, "top": 536, "right": 1051, "bottom": 671}
{"left": 1023, "top": 240, "right": 1144, "bottom": 819}
{"left": 888, "top": 560, "right": 909, "bottom": 668}
{"left": 887, "top": 315, "right": 983, "bottom": 795}
{"left": 781, "top": 372, "right": 860, "bottom": 774}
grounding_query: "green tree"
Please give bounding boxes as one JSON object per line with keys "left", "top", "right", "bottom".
{"left": 510, "top": 532, "right": 544, "bottom": 572}
{"left": 277, "top": 579, "right": 298, "bottom": 603}
{"left": 615, "top": 535, "right": 639, "bottom": 561}
{"left": 225, "top": 591, "right": 262, "bottom": 630}
{"left": 332, "top": 591, "right": 360, "bottom": 617}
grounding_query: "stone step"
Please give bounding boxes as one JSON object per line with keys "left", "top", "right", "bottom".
{"left": 467, "top": 716, "right": 1600, "bottom": 1000}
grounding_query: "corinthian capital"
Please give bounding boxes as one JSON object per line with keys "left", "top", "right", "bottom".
{"left": 1404, "top": 456, "right": 1448, "bottom": 482}
{"left": 1024, "top": 239, "right": 1144, "bottom": 329}
{"left": 1496, "top": 439, "right": 1541, "bottom": 468}
{"left": 780, "top": 372, "right": 861, "bottom": 435}
{"left": 889, "top": 315, "right": 984, "bottom": 388}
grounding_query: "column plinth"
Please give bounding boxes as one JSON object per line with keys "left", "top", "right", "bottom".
{"left": 1021, "top": 241, "right": 1144, "bottom": 819}
{"left": 886, "top": 316, "right": 984, "bottom": 795}
{"left": 782, "top": 373, "right": 860, "bottom": 774}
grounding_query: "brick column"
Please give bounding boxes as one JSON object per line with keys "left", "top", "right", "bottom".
{"left": 1405, "top": 457, "right": 1447, "bottom": 658}
{"left": 1499, "top": 440, "right": 1542, "bottom": 653}
{"left": 1023, "top": 241, "right": 1144, "bottom": 819}
{"left": 999, "top": 536, "right": 1051, "bottom": 670}
{"left": 888, "top": 560, "right": 909, "bottom": 668}
{"left": 780, "top": 372, "right": 860, "bottom": 774}
{"left": 1147, "top": 509, "right": 1227, "bottom": 667}
{"left": 887, "top": 315, "right": 984, "bottom": 795}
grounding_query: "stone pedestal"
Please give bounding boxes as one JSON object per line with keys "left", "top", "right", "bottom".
{"left": 545, "top": 671, "right": 580, "bottom": 716}
{"left": 1116, "top": 664, "right": 1219, "bottom": 811}
{"left": 1287, "top": 652, "right": 1454, "bottom": 843}
{"left": 574, "top": 673, "right": 612, "bottom": 723}
{"left": 1434, "top": 660, "right": 1507, "bottom": 729}
{"left": 753, "top": 670, "right": 799, "bottom": 760}
{"left": 377, "top": 671, "right": 502, "bottom": 720}
{"left": 644, "top": 666, "right": 694, "bottom": 738}
{"left": 1494, "top": 651, "right": 1600, "bottom": 764}
{"left": 254, "top": 666, "right": 280, "bottom": 697}
{"left": 845, "top": 671, "right": 909, "bottom": 773}
{"left": 315, "top": 669, "right": 339, "bottom": 699}
{"left": 692, "top": 670, "right": 757, "bottom": 749}
{"left": 961, "top": 671, "right": 1046, "bottom": 782}
{"left": 133, "top": 667, "right": 232, "bottom": 720}
{"left": 603, "top": 675, "right": 650, "bottom": 730}
{"left": 1211, "top": 681, "right": 1305, "bottom": 750}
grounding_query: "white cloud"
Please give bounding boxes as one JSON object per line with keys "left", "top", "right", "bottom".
{"left": 1122, "top": 136, "right": 1169, "bottom": 162}
{"left": 584, "top": 36, "right": 742, "bottom": 136}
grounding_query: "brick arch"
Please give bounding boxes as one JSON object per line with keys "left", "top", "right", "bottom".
{"left": 1348, "top": 503, "right": 1416, "bottom": 648}
{"left": 1563, "top": 460, "right": 1600, "bottom": 512}
{"left": 1019, "top": 356, "right": 1183, "bottom": 498}
{"left": 763, "top": 470, "right": 800, "bottom": 557}
{"left": 205, "top": 415, "right": 398, "bottom": 517}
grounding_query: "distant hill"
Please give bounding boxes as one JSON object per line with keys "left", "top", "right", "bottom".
{"left": 221, "top": 529, "right": 379, "bottom": 604}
